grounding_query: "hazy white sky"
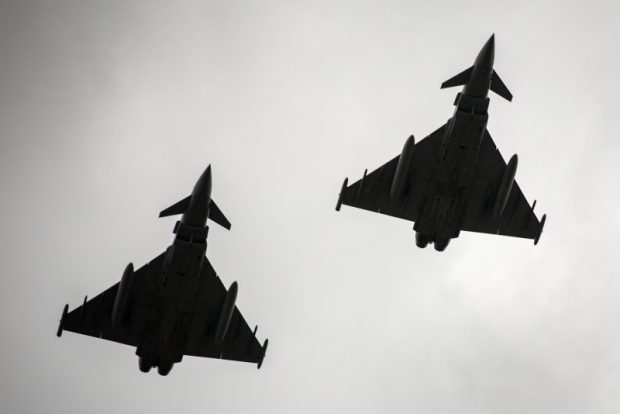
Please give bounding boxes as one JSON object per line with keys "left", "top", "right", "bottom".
{"left": 1, "top": 1, "right": 619, "bottom": 413}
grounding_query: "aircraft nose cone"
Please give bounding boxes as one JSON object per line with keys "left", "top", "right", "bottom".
{"left": 193, "top": 164, "right": 213, "bottom": 202}
{"left": 181, "top": 165, "right": 213, "bottom": 227}
{"left": 475, "top": 34, "right": 495, "bottom": 69}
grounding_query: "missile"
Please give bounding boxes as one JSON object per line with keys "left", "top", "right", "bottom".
{"left": 215, "top": 281, "right": 238, "bottom": 343}
{"left": 56, "top": 304, "right": 69, "bottom": 337}
{"left": 335, "top": 178, "right": 348, "bottom": 211}
{"left": 111, "top": 263, "right": 134, "bottom": 327}
{"left": 493, "top": 154, "right": 518, "bottom": 219}
{"left": 257, "top": 338, "right": 269, "bottom": 369}
{"left": 390, "top": 135, "right": 415, "bottom": 200}
{"left": 534, "top": 214, "right": 547, "bottom": 245}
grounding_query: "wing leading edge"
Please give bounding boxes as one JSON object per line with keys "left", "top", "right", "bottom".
{"left": 460, "top": 129, "right": 545, "bottom": 241}
{"left": 336, "top": 126, "right": 545, "bottom": 243}
{"left": 184, "top": 257, "right": 268, "bottom": 367}
{"left": 57, "top": 253, "right": 268, "bottom": 367}
{"left": 57, "top": 252, "right": 167, "bottom": 346}
{"left": 336, "top": 123, "right": 448, "bottom": 223}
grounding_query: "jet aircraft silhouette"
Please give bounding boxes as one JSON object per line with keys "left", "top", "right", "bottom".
{"left": 57, "top": 166, "right": 268, "bottom": 375}
{"left": 336, "top": 35, "right": 546, "bottom": 251}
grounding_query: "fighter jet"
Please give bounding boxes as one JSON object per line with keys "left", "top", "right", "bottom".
{"left": 336, "top": 35, "right": 546, "bottom": 251}
{"left": 57, "top": 166, "right": 268, "bottom": 375}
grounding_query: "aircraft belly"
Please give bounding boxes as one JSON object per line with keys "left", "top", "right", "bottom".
{"left": 424, "top": 111, "right": 486, "bottom": 232}
{"left": 443, "top": 111, "right": 488, "bottom": 175}
{"left": 184, "top": 280, "right": 215, "bottom": 354}
{"left": 136, "top": 300, "right": 191, "bottom": 363}
{"left": 166, "top": 240, "right": 206, "bottom": 277}
{"left": 416, "top": 159, "right": 475, "bottom": 238}
{"left": 137, "top": 241, "right": 207, "bottom": 362}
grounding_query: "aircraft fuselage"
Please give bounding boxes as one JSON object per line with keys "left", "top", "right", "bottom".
{"left": 413, "top": 36, "right": 496, "bottom": 248}
{"left": 135, "top": 167, "right": 213, "bottom": 373}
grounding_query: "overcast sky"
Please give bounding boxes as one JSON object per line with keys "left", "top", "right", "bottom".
{"left": 1, "top": 1, "right": 619, "bottom": 413}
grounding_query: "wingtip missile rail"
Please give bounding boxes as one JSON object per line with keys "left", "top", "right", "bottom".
{"left": 57, "top": 304, "right": 69, "bottom": 337}
{"left": 335, "top": 178, "right": 348, "bottom": 211}
{"left": 257, "top": 338, "right": 269, "bottom": 369}
{"left": 534, "top": 214, "right": 547, "bottom": 245}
